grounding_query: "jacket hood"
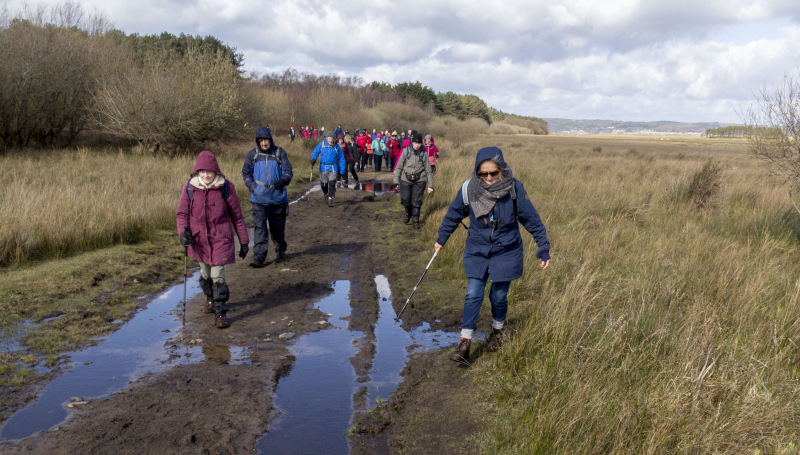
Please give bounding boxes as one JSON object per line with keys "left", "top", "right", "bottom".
{"left": 473, "top": 146, "right": 508, "bottom": 175}
{"left": 191, "top": 150, "right": 224, "bottom": 177}
{"left": 255, "top": 126, "right": 273, "bottom": 148}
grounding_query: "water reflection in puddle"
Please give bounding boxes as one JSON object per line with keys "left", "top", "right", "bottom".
{"left": 256, "top": 280, "right": 356, "bottom": 454}
{"left": 256, "top": 275, "right": 458, "bottom": 454}
{"left": 368, "top": 275, "right": 459, "bottom": 404}
{"left": 0, "top": 268, "right": 459, "bottom": 449}
{"left": 0, "top": 271, "right": 239, "bottom": 442}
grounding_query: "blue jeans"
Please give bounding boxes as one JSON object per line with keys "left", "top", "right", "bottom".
{"left": 462, "top": 271, "right": 510, "bottom": 330}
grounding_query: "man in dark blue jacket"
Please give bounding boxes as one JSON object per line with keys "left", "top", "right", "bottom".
{"left": 242, "top": 126, "right": 293, "bottom": 267}
{"left": 435, "top": 146, "right": 550, "bottom": 363}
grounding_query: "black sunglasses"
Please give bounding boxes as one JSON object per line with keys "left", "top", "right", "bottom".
{"left": 478, "top": 171, "right": 500, "bottom": 178}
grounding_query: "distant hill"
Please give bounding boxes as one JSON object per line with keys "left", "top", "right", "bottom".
{"left": 544, "top": 118, "right": 738, "bottom": 135}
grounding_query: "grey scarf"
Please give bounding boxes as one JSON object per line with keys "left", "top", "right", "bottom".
{"left": 467, "top": 167, "right": 514, "bottom": 218}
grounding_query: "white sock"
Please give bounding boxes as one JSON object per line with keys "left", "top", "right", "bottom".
{"left": 460, "top": 328, "right": 474, "bottom": 340}
{"left": 492, "top": 319, "right": 505, "bottom": 330}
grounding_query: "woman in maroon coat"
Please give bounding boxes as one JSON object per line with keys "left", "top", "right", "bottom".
{"left": 177, "top": 151, "right": 249, "bottom": 328}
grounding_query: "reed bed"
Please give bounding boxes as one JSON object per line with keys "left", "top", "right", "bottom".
{"left": 422, "top": 135, "right": 800, "bottom": 453}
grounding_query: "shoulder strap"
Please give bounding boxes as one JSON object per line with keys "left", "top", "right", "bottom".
{"left": 187, "top": 179, "right": 228, "bottom": 200}
{"left": 256, "top": 149, "right": 282, "bottom": 166}
{"left": 220, "top": 179, "right": 229, "bottom": 200}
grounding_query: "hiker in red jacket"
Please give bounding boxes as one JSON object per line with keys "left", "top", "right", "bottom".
{"left": 177, "top": 151, "right": 249, "bottom": 329}
{"left": 386, "top": 131, "right": 403, "bottom": 171}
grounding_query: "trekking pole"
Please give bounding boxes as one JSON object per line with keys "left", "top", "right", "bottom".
{"left": 394, "top": 250, "right": 438, "bottom": 326}
{"left": 182, "top": 226, "right": 189, "bottom": 326}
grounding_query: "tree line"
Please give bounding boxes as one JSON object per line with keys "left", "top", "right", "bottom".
{"left": 0, "top": 3, "right": 547, "bottom": 153}
{"left": 703, "top": 126, "right": 754, "bottom": 137}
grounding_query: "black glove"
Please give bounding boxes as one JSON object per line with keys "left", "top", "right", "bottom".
{"left": 239, "top": 244, "right": 249, "bottom": 259}
{"left": 310, "top": 159, "right": 316, "bottom": 166}
{"left": 274, "top": 177, "right": 287, "bottom": 190}
{"left": 179, "top": 227, "right": 193, "bottom": 247}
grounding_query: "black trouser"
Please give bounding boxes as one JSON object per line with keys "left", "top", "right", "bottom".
{"left": 344, "top": 161, "right": 358, "bottom": 183}
{"left": 252, "top": 202, "right": 288, "bottom": 261}
{"left": 399, "top": 180, "right": 427, "bottom": 222}
{"left": 374, "top": 155, "right": 383, "bottom": 171}
{"left": 359, "top": 150, "right": 368, "bottom": 170}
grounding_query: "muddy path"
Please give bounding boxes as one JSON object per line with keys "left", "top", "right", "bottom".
{"left": 0, "top": 172, "right": 445, "bottom": 454}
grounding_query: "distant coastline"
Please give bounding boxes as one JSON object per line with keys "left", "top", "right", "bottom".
{"left": 544, "top": 118, "right": 738, "bottom": 135}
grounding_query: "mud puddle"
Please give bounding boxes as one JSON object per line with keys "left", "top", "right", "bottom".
{"left": 0, "top": 272, "right": 212, "bottom": 442}
{"left": 256, "top": 275, "right": 458, "bottom": 454}
{"left": 0, "top": 266, "right": 457, "bottom": 451}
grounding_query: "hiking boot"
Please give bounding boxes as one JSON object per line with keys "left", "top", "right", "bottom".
{"left": 403, "top": 215, "right": 411, "bottom": 224}
{"left": 413, "top": 221, "right": 420, "bottom": 229}
{"left": 275, "top": 251, "right": 286, "bottom": 262}
{"left": 204, "top": 299, "right": 214, "bottom": 314}
{"left": 487, "top": 327, "right": 504, "bottom": 351}
{"left": 327, "top": 197, "right": 333, "bottom": 207}
{"left": 449, "top": 338, "right": 471, "bottom": 363}
{"left": 249, "top": 257, "right": 266, "bottom": 268}
{"left": 214, "top": 314, "right": 230, "bottom": 329}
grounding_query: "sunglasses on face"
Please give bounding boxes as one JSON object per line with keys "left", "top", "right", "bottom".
{"left": 478, "top": 171, "right": 501, "bottom": 178}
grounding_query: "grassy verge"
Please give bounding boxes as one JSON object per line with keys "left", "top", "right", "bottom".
{"left": 384, "top": 134, "right": 800, "bottom": 453}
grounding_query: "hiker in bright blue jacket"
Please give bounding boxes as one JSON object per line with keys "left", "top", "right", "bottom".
{"left": 435, "top": 146, "right": 550, "bottom": 363}
{"left": 311, "top": 130, "right": 346, "bottom": 207}
{"left": 242, "top": 126, "right": 293, "bottom": 267}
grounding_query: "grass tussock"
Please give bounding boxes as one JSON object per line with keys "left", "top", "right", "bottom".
{"left": 420, "top": 134, "right": 800, "bottom": 453}
{"left": 688, "top": 159, "right": 725, "bottom": 210}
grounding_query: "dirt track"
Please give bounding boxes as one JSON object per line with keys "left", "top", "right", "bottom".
{"left": 0, "top": 169, "right": 488, "bottom": 454}
{"left": 0, "top": 172, "right": 402, "bottom": 453}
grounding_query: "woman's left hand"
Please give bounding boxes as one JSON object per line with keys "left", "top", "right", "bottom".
{"left": 427, "top": 187, "right": 433, "bottom": 194}
{"left": 540, "top": 259, "right": 550, "bottom": 269}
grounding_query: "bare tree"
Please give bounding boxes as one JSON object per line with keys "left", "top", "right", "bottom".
{"left": 741, "top": 71, "right": 800, "bottom": 214}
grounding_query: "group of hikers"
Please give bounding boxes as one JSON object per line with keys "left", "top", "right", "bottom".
{"left": 177, "top": 125, "right": 550, "bottom": 363}
{"left": 288, "top": 124, "right": 324, "bottom": 142}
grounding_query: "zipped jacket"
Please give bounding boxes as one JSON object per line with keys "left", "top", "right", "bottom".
{"left": 177, "top": 151, "right": 249, "bottom": 266}
{"left": 311, "top": 140, "right": 346, "bottom": 174}
{"left": 436, "top": 147, "right": 550, "bottom": 281}
{"left": 242, "top": 126, "right": 293, "bottom": 206}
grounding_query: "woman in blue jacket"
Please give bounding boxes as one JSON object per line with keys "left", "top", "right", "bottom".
{"left": 435, "top": 146, "right": 551, "bottom": 363}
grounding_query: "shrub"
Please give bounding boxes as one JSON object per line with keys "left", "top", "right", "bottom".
{"left": 92, "top": 48, "right": 244, "bottom": 154}
{"left": 688, "top": 159, "right": 724, "bottom": 209}
{"left": 370, "top": 101, "right": 433, "bottom": 134}
{"left": 0, "top": 20, "right": 95, "bottom": 147}
{"left": 444, "top": 117, "right": 489, "bottom": 148}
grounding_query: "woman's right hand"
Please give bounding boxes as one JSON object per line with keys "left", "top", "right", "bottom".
{"left": 434, "top": 243, "right": 442, "bottom": 253}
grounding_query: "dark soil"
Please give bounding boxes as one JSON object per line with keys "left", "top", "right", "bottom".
{"left": 0, "top": 171, "right": 486, "bottom": 454}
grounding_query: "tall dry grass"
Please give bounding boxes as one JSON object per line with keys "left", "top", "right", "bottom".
{"left": 420, "top": 135, "right": 800, "bottom": 453}
{"left": 0, "top": 147, "right": 254, "bottom": 266}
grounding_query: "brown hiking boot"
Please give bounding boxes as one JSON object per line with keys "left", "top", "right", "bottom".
{"left": 204, "top": 299, "right": 214, "bottom": 314}
{"left": 449, "top": 338, "right": 471, "bottom": 363}
{"left": 214, "top": 314, "right": 230, "bottom": 329}
{"left": 487, "top": 327, "right": 504, "bottom": 351}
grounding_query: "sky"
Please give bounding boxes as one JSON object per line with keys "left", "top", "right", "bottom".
{"left": 4, "top": 0, "right": 800, "bottom": 123}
